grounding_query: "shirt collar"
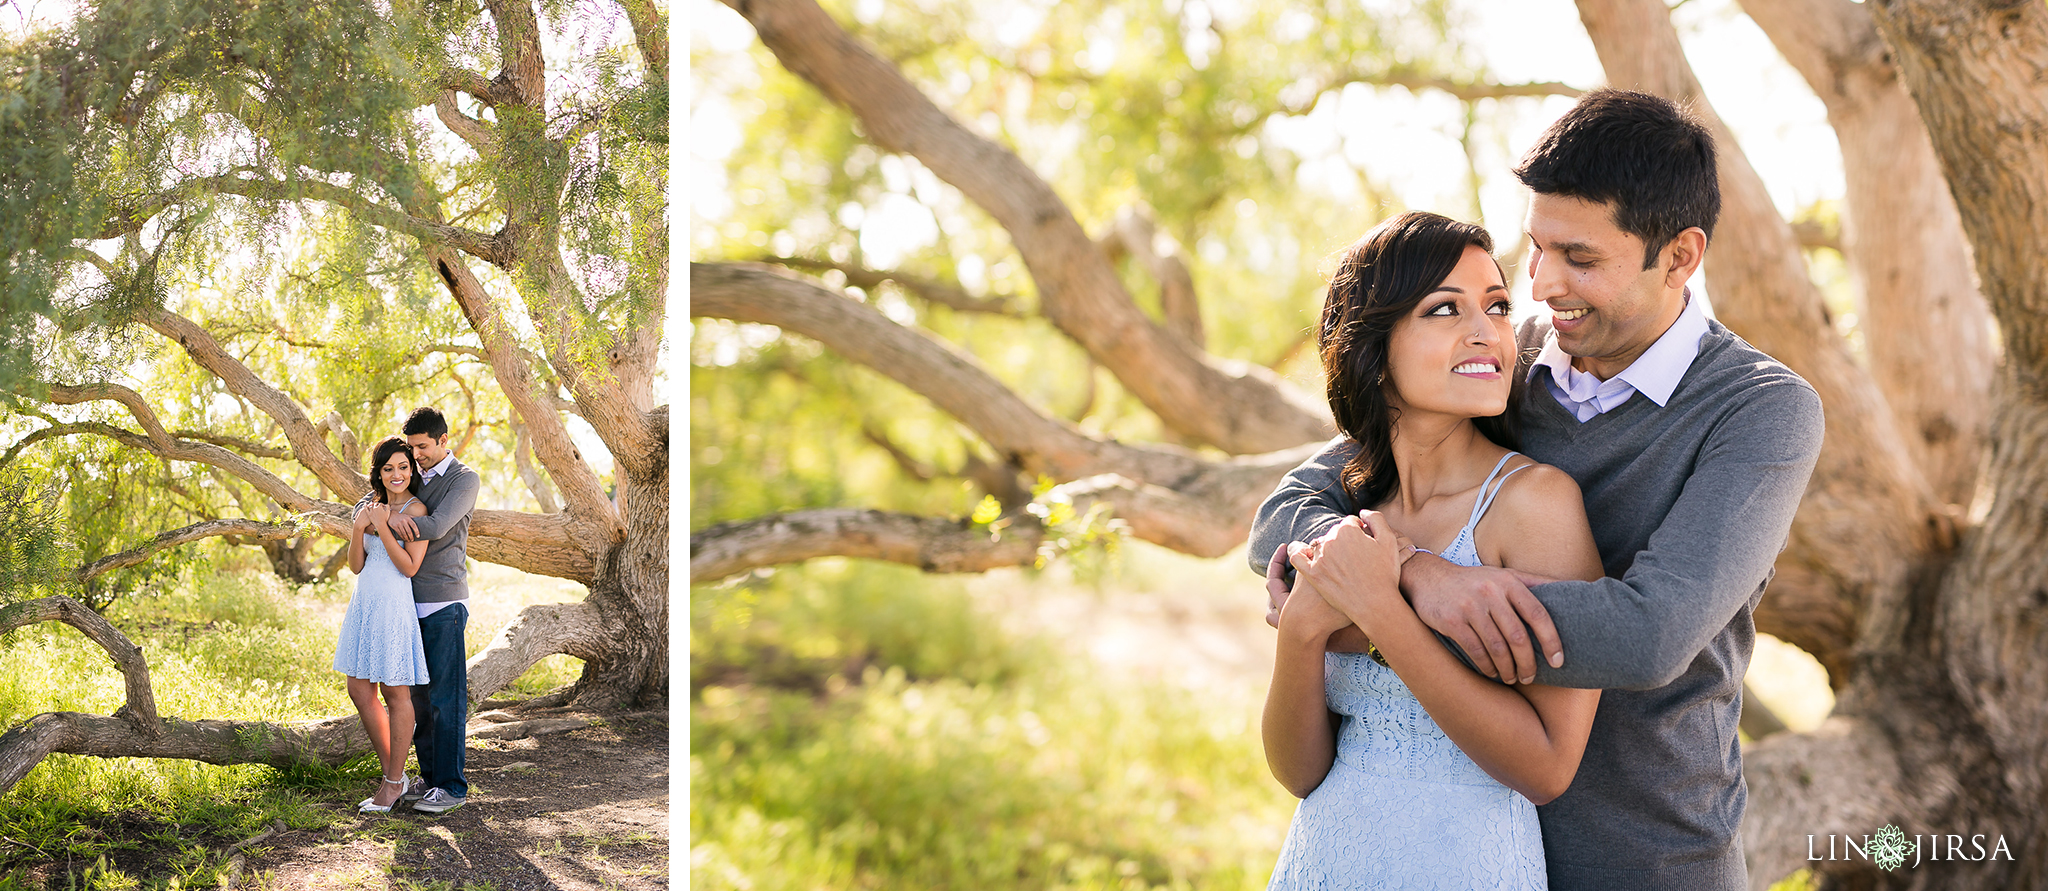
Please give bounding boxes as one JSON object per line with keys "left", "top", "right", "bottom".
{"left": 422, "top": 451, "right": 457, "bottom": 480}
{"left": 1526, "top": 289, "right": 1708, "bottom": 408}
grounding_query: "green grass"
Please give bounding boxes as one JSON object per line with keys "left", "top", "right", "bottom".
{"left": 690, "top": 560, "right": 1295, "bottom": 890}
{"left": 0, "top": 563, "right": 592, "bottom": 887}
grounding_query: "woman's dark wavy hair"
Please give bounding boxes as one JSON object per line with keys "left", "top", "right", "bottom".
{"left": 1320, "top": 210, "right": 1521, "bottom": 508}
{"left": 367, "top": 436, "right": 423, "bottom": 504}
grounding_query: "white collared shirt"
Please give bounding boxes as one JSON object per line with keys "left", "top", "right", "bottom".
{"left": 1529, "top": 291, "right": 1709, "bottom": 422}
{"left": 420, "top": 450, "right": 457, "bottom": 483}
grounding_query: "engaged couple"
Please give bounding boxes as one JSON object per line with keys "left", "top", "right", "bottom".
{"left": 331, "top": 407, "right": 483, "bottom": 816}
{"left": 1253, "top": 89, "right": 1824, "bottom": 890}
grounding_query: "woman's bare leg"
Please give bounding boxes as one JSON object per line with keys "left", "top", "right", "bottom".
{"left": 371, "top": 684, "right": 415, "bottom": 806}
{"left": 346, "top": 676, "right": 392, "bottom": 766}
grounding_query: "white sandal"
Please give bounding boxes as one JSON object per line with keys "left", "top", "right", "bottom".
{"left": 358, "top": 774, "right": 409, "bottom": 814}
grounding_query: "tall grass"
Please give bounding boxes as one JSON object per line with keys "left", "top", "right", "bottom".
{"left": 690, "top": 560, "right": 1296, "bottom": 890}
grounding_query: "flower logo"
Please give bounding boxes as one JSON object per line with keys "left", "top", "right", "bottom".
{"left": 1870, "top": 823, "right": 1913, "bottom": 871}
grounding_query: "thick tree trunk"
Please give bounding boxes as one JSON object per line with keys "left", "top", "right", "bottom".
{"left": 1736, "top": 0, "right": 1993, "bottom": 510}
{"left": 1739, "top": 2, "right": 2048, "bottom": 888}
{"left": 1574, "top": 0, "right": 1939, "bottom": 688}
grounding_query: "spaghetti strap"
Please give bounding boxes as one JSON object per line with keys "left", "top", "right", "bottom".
{"left": 1438, "top": 453, "right": 1533, "bottom": 569}
{"left": 1467, "top": 453, "right": 1531, "bottom": 527}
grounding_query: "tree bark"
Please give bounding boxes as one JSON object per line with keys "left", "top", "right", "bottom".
{"left": 691, "top": 509, "right": 1045, "bottom": 584}
{"left": 1574, "top": 0, "right": 1938, "bottom": 688}
{"left": 1711, "top": 2, "right": 2048, "bottom": 887}
{"left": 1737, "top": 0, "right": 1993, "bottom": 510}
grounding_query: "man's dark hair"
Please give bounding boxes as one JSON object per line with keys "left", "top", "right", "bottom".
{"left": 1513, "top": 88, "right": 1719, "bottom": 269}
{"left": 403, "top": 406, "right": 449, "bottom": 439}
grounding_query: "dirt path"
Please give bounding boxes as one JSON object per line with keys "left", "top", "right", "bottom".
{"left": 243, "top": 710, "right": 669, "bottom": 890}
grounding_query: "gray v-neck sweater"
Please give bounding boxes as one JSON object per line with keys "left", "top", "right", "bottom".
{"left": 1248, "top": 318, "right": 1824, "bottom": 890}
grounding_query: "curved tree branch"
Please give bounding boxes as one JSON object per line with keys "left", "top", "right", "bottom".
{"left": 100, "top": 174, "right": 514, "bottom": 267}
{"left": 1098, "top": 206, "right": 1203, "bottom": 348}
{"left": 726, "top": 0, "right": 1332, "bottom": 454}
{"left": 465, "top": 601, "right": 612, "bottom": 703}
{"left": 426, "top": 247, "right": 619, "bottom": 539}
{"left": 314, "top": 411, "right": 362, "bottom": 473}
{"left": 0, "top": 710, "right": 368, "bottom": 798}
{"left": 435, "top": 89, "right": 499, "bottom": 155}
{"left": 143, "top": 307, "right": 366, "bottom": 500}
{"left": 14, "top": 420, "right": 344, "bottom": 521}
{"left": 690, "top": 509, "right": 1044, "bottom": 584}
{"left": 690, "top": 261, "right": 1216, "bottom": 487}
{"left": 0, "top": 597, "right": 159, "bottom": 740}
{"left": 172, "top": 431, "right": 289, "bottom": 460}
{"left": 762, "top": 256, "right": 1024, "bottom": 316}
{"left": 437, "top": 67, "right": 511, "bottom": 107}
{"left": 45, "top": 383, "right": 174, "bottom": 449}
{"left": 73, "top": 518, "right": 303, "bottom": 583}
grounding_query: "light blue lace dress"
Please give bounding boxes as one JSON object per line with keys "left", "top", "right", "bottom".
{"left": 332, "top": 499, "right": 431, "bottom": 687}
{"left": 1267, "top": 453, "right": 1544, "bottom": 891}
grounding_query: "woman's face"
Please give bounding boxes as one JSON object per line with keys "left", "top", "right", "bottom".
{"left": 1383, "top": 244, "right": 1514, "bottom": 420}
{"left": 379, "top": 451, "right": 414, "bottom": 496}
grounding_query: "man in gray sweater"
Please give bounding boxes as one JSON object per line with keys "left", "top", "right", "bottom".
{"left": 1249, "top": 90, "right": 1823, "bottom": 889}
{"left": 384, "top": 406, "right": 481, "bottom": 815}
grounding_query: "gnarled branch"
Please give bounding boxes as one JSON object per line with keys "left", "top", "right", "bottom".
{"left": 100, "top": 174, "right": 514, "bottom": 267}
{"left": 427, "top": 247, "right": 619, "bottom": 539}
{"left": 464, "top": 601, "right": 612, "bottom": 704}
{"left": 726, "top": 0, "right": 1333, "bottom": 454}
{"left": 1097, "top": 206, "right": 1202, "bottom": 348}
{"left": 74, "top": 518, "right": 304, "bottom": 583}
{"left": 762, "top": 256, "right": 1023, "bottom": 316}
{"left": 691, "top": 509, "right": 1043, "bottom": 584}
{"left": 0, "top": 597, "right": 159, "bottom": 745}
{"left": 690, "top": 261, "right": 1213, "bottom": 487}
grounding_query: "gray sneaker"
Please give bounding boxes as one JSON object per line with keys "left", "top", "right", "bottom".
{"left": 398, "top": 777, "right": 428, "bottom": 804}
{"left": 413, "top": 787, "right": 467, "bottom": 814}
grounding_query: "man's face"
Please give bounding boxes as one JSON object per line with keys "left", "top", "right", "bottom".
{"left": 407, "top": 433, "right": 448, "bottom": 470}
{"left": 1524, "top": 193, "right": 1689, "bottom": 380}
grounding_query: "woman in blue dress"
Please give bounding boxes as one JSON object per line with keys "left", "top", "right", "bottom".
{"left": 1262, "top": 212, "right": 1605, "bottom": 889}
{"left": 333, "top": 436, "right": 433, "bottom": 813}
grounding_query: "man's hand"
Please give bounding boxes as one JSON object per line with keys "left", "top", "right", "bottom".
{"left": 1263, "top": 542, "right": 1294, "bottom": 630}
{"left": 1404, "top": 557, "right": 1563, "bottom": 684}
{"left": 386, "top": 513, "right": 420, "bottom": 542}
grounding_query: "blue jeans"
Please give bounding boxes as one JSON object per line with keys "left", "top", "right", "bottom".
{"left": 412, "top": 603, "right": 469, "bottom": 797}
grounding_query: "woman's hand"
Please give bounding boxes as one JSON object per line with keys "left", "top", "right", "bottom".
{"left": 353, "top": 504, "right": 373, "bottom": 531}
{"left": 1293, "top": 512, "right": 1405, "bottom": 631}
{"left": 362, "top": 502, "right": 389, "bottom": 530}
